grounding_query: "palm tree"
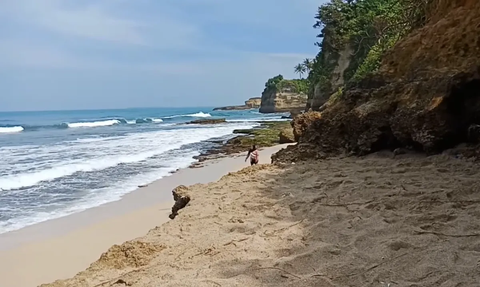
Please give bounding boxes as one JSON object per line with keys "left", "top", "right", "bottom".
{"left": 294, "top": 63, "right": 306, "bottom": 79}
{"left": 302, "top": 58, "right": 313, "bottom": 73}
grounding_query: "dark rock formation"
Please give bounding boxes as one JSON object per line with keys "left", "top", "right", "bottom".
{"left": 187, "top": 118, "right": 226, "bottom": 125}
{"left": 274, "top": 0, "right": 480, "bottom": 162}
{"left": 280, "top": 108, "right": 305, "bottom": 119}
{"left": 260, "top": 87, "right": 308, "bottom": 113}
{"left": 213, "top": 106, "right": 251, "bottom": 111}
{"left": 278, "top": 128, "right": 295, "bottom": 144}
{"left": 213, "top": 97, "right": 261, "bottom": 111}
{"left": 169, "top": 185, "right": 191, "bottom": 219}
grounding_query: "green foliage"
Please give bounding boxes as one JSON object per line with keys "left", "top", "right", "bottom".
{"left": 231, "top": 121, "right": 292, "bottom": 147}
{"left": 352, "top": 32, "right": 401, "bottom": 82}
{"left": 264, "top": 74, "right": 284, "bottom": 90}
{"left": 264, "top": 75, "right": 309, "bottom": 94}
{"left": 300, "top": 0, "right": 430, "bottom": 102}
{"left": 277, "top": 79, "right": 309, "bottom": 94}
{"left": 294, "top": 64, "right": 306, "bottom": 79}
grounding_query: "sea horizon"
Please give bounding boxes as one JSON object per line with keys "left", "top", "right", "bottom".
{"left": 0, "top": 104, "right": 258, "bottom": 114}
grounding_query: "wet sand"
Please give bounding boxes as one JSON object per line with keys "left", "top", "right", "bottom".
{"left": 0, "top": 145, "right": 288, "bottom": 287}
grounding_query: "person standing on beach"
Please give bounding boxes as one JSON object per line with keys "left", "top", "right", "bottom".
{"left": 245, "top": 145, "right": 259, "bottom": 165}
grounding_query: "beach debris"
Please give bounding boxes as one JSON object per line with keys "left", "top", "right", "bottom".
{"left": 138, "top": 184, "right": 148, "bottom": 188}
{"left": 169, "top": 185, "right": 191, "bottom": 219}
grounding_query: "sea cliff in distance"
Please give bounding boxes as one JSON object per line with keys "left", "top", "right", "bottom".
{"left": 213, "top": 97, "right": 261, "bottom": 111}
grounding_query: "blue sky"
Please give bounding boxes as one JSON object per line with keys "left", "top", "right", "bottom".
{"left": 0, "top": 0, "right": 322, "bottom": 111}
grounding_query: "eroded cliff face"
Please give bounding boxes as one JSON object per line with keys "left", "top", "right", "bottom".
{"left": 245, "top": 97, "right": 261, "bottom": 108}
{"left": 213, "top": 97, "right": 261, "bottom": 111}
{"left": 260, "top": 87, "right": 308, "bottom": 114}
{"left": 275, "top": 0, "right": 480, "bottom": 161}
{"left": 308, "top": 44, "right": 353, "bottom": 111}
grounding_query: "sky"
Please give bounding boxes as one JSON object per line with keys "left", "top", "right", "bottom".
{"left": 0, "top": 0, "right": 323, "bottom": 111}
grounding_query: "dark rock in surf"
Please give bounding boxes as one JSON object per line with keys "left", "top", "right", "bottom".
{"left": 187, "top": 118, "right": 226, "bottom": 125}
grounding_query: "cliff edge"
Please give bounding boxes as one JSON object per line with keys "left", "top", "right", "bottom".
{"left": 213, "top": 97, "right": 261, "bottom": 111}
{"left": 275, "top": 0, "right": 480, "bottom": 162}
{"left": 259, "top": 75, "right": 308, "bottom": 114}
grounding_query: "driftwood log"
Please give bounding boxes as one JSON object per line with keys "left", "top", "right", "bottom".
{"left": 169, "top": 185, "right": 191, "bottom": 219}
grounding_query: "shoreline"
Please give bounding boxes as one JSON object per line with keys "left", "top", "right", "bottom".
{"left": 0, "top": 119, "right": 288, "bottom": 237}
{"left": 37, "top": 150, "right": 480, "bottom": 287}
{"left": 0, "top": 144, "right": 290, "bottom": 287}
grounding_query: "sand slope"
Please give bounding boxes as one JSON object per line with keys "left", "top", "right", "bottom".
{"left": 43, "top": 152, "right": 480, "bottom": 286}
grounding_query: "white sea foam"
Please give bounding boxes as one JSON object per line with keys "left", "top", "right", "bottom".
{"left": 0, "top": 152, "right": 199, "bottom": 234}
{"left": 0, "top": 126, "right": 24, "bottom": 133}
{"left": 66, "top": 119, "right": 120, "bottom": 128}
{"left": 0, "top": 122, "right": 258, "bottom": 233}
{"left": 0, "top": 122, "right": 254, "bottom": 192}
{"left": 164, "top": 112, "right": 212, "bottom": 118}
{"left": 150, "top": 118, "right": 163, "bottom": 123}
{"left": 188, "top": 112, "right": 211, "bottom": 117}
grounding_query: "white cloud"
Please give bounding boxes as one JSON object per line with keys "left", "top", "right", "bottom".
{"left": 0, "top": 0, "right": 322, "bottom": 111}
{"left": 0, "top": 0, "right": 199, "bottom": 47}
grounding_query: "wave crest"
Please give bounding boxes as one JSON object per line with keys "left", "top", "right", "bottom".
{"left": 0, "top": 126, "right": 24, "bottom": 134}
{"left": 164, "top": 112, "right": 212, "bottom": 119}
{"left": 66, "top": 120, "right": 120, "bottom": 128}
{"left": 187, "top": 112, "right": 211, "bottom": 118}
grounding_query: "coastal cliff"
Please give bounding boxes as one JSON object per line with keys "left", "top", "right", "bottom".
{"left": 259, "top": 75, "right": 308, "bottom": 114}
{"left": 245, "top": 97, "right": 261, "bottom": 108}
{"left": 275, "top": 0, "right": 480, "bottom": 162}
{"left": 213, "top": 97, "right": 261, "bottom": 111}
{"left": 306, "top": 39, "right": 354, "bottom": 111}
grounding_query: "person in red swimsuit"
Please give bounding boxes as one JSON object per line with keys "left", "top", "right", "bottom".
{"left": 245, "top": 145, "right": 259, "bottom": 165}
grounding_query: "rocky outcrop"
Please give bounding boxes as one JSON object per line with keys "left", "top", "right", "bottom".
{"left": 187, "top": 118, "right": 226, "bottom": 125}
{"left": 213, "top": 97, "right": 261, "bottom": 111}
{"left": 307, "top": 45, "right": 353, "bottom": 111}
{"left": 169, "top": 185, "right": 191, "bottom": 219}
{"left": 245, "top": 97, "right": 261, "bottom": 108}
{"left": 275, "top": 0, "right": 480, "bottom": 161}
{"left": 290, "top": 111, "right": 322, "bottom": 142}
{"left": 278, "top": 128, "right": 295, "bottom": 144}
{"left": 260, "top": 86, "right": 308, "bottom": 114}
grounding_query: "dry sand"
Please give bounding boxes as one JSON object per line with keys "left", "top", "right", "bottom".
{"left": 0, "top": 145, "right": 289, "bottom": 287}
{"left": 35, "top": 150, "right": 480, "bottom": 287}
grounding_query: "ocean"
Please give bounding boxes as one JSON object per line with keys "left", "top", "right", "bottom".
{"left": 0, "top": 107, "right": 287, "bottom": 234}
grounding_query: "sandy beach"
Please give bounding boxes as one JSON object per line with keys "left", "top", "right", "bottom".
{"left": 0, "top": 145, "right": 288, "bottom": 287}
{"left": 20, "top": 149, "right": 479, "bottom": 287}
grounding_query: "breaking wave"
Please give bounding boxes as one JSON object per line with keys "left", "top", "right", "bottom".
{"left": 0, "top": 126, "right": 24, "bottom": 133}
{"left": 66, "top": 120, "right": 121, "bottom": 128}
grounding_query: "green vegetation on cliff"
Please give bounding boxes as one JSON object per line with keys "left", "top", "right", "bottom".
{"left": 264, "top": 74, "right": 309, "bottom": 95}
{"left": 232, "top": 121, "right": 293, "bottom": 147}
{"left": 301, "top": 0, "right": 433, "bottom": 104}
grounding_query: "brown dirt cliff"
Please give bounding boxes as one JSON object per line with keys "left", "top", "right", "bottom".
{"left": 275, "top": 0, "right": 480, "bottom": 162}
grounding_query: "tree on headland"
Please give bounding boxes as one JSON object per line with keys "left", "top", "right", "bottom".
{"left": 299, "top": 0, "right": 434, "bottom": 100}
{"left": 302, "top": 58, "right": 313, "bottom": 73}
{"left": 264, "top": 74, "right": 284, "bottom": 90}
{"left": 294, "top": 63, "right": 307, "bottom": 79}
{"left": 264, "top": 74, "right": 309, "bottom": 94}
